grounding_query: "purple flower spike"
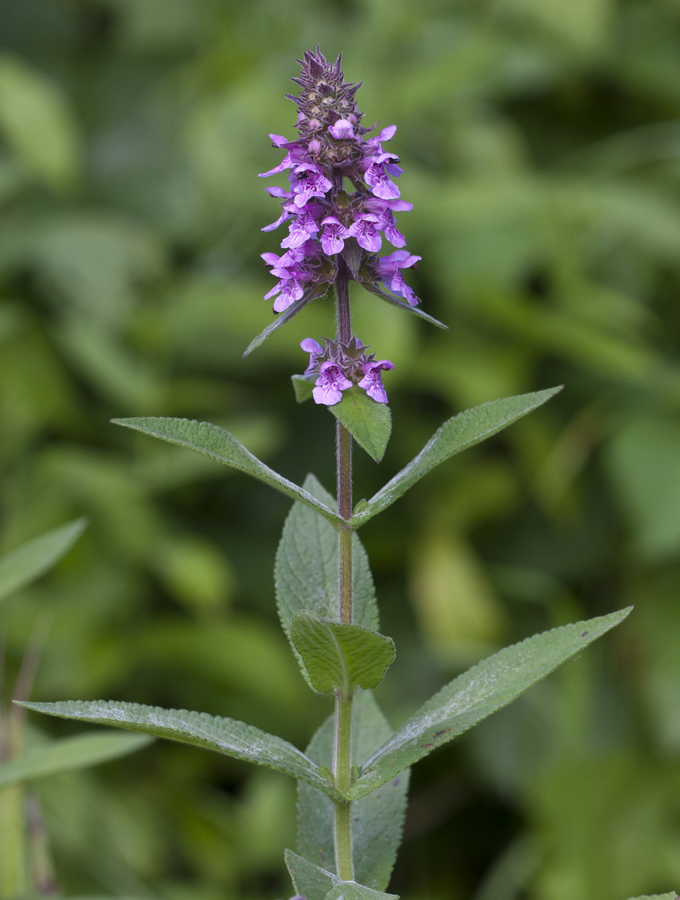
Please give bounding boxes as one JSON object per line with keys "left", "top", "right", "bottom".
{"left": 358, "top": 359, "right": 394, "bottom": 403}
{"left": 258, "top": 48, "right": 430, "bottom": 322}
{"left": 313, "top": 361, "right": 353, "bottom": 405}
{"left": 300, "top": 337, "right": 323, "bottom": 373}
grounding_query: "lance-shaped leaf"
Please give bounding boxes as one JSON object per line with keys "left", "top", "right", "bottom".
{"left": 0, "top": 518, "right": 87, "bottom": 604}
{"left": 298, "top": 690, "right": 409, "bottom": 891}
{"left": 291, "top": 612, "right": 395, "bottom": 695}
{"left": 17, "top": 700, "right": 343, "bottom": 800}
{"left": 347, "top": 608, "right": 631, "bottom": 800}
{"left": 0, "top": 731, "right": 151, "bottom": 789}
{"left": 362, "top": 281, "right": 448, "bottom": 331}
{"left": 243, "top": 287, "right": 324, "bottom": 357}
{"left": 111, "top": 418, "right": 345, "bottom": 528}
{"left": 285, "top": 850, "right": 398, "bottom": 900}
{"left": 349, "top": 387, "right": 562, "bottom": 527}
{"left": 275, "top": 475, "right": 378, "bottom": 692}
{"left": 625, "top": 895, "right": 678, "bottom": 899}
{"left": 330, "top": 388, "right": 392, "bottom": 463}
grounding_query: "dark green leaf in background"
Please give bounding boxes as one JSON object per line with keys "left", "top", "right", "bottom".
{"left": 329, "top": 388, "right": 392, "bottom": 463}
{"left": 0, "top": 517, "right": 87, "bottom": 604}
{"left": 0, "top": 732, "right": 152, "bottom": 789}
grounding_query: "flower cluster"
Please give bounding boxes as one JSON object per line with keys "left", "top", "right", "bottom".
{"left": 300, "top": 336, "right": 394, "bottom": 405}
{"left": 259, "top": 48, "right": 421, "bottom": 313}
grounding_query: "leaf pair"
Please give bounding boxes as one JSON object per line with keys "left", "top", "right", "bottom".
{"left": 113, "top": 386, "right": 562, "bottom": 529}
{"left": 286, "top": 848, "right": 398, "bottom": 900}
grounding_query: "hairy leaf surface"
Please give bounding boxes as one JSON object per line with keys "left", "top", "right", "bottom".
{"left": 275, "top": 475, "right": 378, "bottom": 691}
{"left": 0, "top": 518, "right": 87, "bottom": 604}
{"left": 291, "top": 613, "right": 395, "bottom": 694}
{"left": 19, "top": 700, "right": 343, "bottom": 800}
{"left": 112, "top": 418, "right": 344, "bottom": 527}
{"left": 285, "top": 850, "right": 398, "bottom": 900}
{"left": 348, "top": 609, "right": 631, "bottom": 799}
{"left": 0, "top": 731, "right": 151, "bottom": 788}
{"left": 330, "top": 388, "right": 392, "bottom": 462}
{"left": 298, "top": 690, "right": 410, "bottom": 891}
{"left": 243, "top": 287, "right": 321, "bottom": 356}
{"left": 362, "top": 281, "right": 448, "bottom": 331}
{"left": 349, "top": 387, "right": 562, "bottom": 527}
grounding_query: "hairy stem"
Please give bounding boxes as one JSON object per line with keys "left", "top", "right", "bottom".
{"left": 333, "top": 269, "right": 355, "bottom": 881}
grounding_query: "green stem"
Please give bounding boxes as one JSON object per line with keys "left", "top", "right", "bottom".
{"left": 333, "top": 269, "right": 355, "bottom": 882}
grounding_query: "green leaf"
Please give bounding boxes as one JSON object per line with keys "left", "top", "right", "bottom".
{"left": 625, "top": 895, "right": 678, "bottom": 899}
{"left": 0, "top": 53, "right": 81, "bottom": 189}
{"left": 298, "top": 690, "right": 410, "bottom": 891}
{"left": 329, "top": 388, "right": 392, "bottom": 463}
{"left": 275, "top": 475, "right": 379, "bottom": 688}
{"left": 362, "top": 281, "right": 448, "bottom": 331}
{"left": 347, "top": 608, "right": 632, "bottom": 800}
{"left": 0, "top": 518, "right": 87, "bottom": 604}
{"left": 349, "top": 387, "right": 562, "bottom": 527}
{"left": 292, "top": 374, "right": 316, "bottom": 403}
{"left": 285, "top": 850, "right": 398, "bottom": 900}
{"left": 243, "top": 287, "right": 323, "bottom": 357}
{"left": 17, "top": 700, "right": 343, "bottom": 801}
{"left": 291, "top": 612, "right": 395, "bottom": 694}
{"left": 0, "top": 731, "right": 151, "bottom": 789}
{"left": 111, "top": 418, "right": 345, "bottom": 528}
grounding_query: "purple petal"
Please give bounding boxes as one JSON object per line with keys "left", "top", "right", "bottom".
{"left": 301, "top": 338, "right": 322, "bottom": 354}
{"left": 377, "top": 125, "right": 397, "bottom": 142}
{"left": 329, "top": 119, "right": 355, "bottom": 139}
{"left": 269, "top": 134, "right": 289, "bottom": 146}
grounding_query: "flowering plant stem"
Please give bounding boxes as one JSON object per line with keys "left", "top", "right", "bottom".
{"left": 334, "top": 271, "right": 356, "bottom": 881}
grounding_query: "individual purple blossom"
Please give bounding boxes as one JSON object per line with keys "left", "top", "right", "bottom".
{"left": 320, "top": 216, "right": 351, "bottom": 254}
{"left": 313, "top": 361, "right": 353, "bottom": 405}
{"left": 329, "top": 118, "right": 355, "bottom": 139}
{"left": 291, "top": 164, "right": 333, "bottom": 207}
{"left": 300, "top": 337, "right": 323, "bottom": 373}
{"left": 358, "top": 360, "right": 394, "bottom": 403}
{"left": 377, "top": 250, "right": 422, "bottom": 306}
{"left": 349, "top": 213, "right": 382, "bottom": 252}
{"left": 280, "top": 208, "right": 320, "bottom": 248}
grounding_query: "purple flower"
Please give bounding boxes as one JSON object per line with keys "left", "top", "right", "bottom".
{"left": 358, "top": 359, "right": 394, "bottom": 403}
{"left": 329, "top": 118, "right": 355, "bottom": 139}
{"left": 320, "top": 216, "right": 351, "bottom": 255}
{"left": 280, "top": 209, "right": 320, "bottom": 248}
{"left": 300, "top": 337, "right": 323, "bottom": 373}
{"left": 291, "top": 164, "right": 332, "bottom": 207}
{"left": 313, "top": 361, "right": 353, "bottom": 405}
{"left": 265, "top": 275, "right": 306, "bottom": 312}
{"left": 364, "top": 200, "right": 407, "bottom": 248}
{"left": 377, "top": 250, "right": 421, "bottom": 306}
{"left": 349, "top": 214, "right": 382, "bottom": 252}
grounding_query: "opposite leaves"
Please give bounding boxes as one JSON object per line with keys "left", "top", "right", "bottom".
{"left": 298, "top": 690, "right": 409, "bottom": 892}
{"left": 18, "top": 700, "right": 343, "bottom": 801}
{"left": 291, "top": 612, "right": 395, "bottom": 694}
{"left": 286, "top": 850, "right": 398, "bottom": 900}
{"left": 349, "top": 387, "right": 562, "bottom": 527}
{"left": 0, "top": 517, "right": 87, "bottom": 604}
{"left": 275, "top": 474, "right": 378, "bottom": 689}
{"left": 112, "top": 417, "right": 345, "bottom": 528}
{"left": 348, "top": 608, "right": 631, "bottom": 800}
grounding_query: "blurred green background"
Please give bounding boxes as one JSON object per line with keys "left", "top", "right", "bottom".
{"left": 1, "top": 0, "right": 680, "bottom": 898}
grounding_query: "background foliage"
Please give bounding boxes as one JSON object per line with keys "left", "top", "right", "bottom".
{"left": 0, "top": 0, "right": 679, "bottom": 898}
